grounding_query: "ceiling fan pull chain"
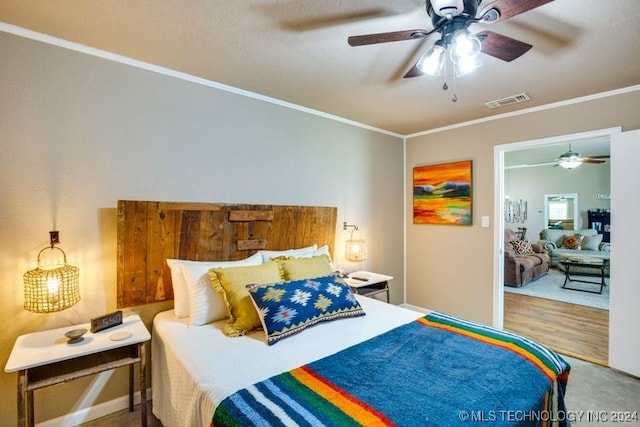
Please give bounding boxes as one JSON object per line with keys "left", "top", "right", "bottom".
{"left": 452, "top": 66, "right": 458, "bottom": 102}
{"left": 442, "top": 58, "right": 449, "bottom": 91}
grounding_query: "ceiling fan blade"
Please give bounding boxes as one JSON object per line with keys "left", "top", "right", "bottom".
{"left": 348, "top": 29, "right": 432, "bottom": 46}
{"left": 483, "top": 0, "right": 554, "bottom": 22}
{"left": 403, "top": 53, "right": 426, "bottom": 79}
{"left": 581, "top": 159, "right": 606, "bottom": 164}
{"left": 477, "top": 30, "right": 532, "bottom": 62}
{"left": 584, "top": 155, "right": 610, "bottom": 159}
{"left": 403, "top": 64, "right": 424, "bottom": 78}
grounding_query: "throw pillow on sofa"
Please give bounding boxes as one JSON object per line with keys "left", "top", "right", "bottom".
{"left": 561, "top": 234, "right": 584, "bottom": 250}
{"left": 511, "top": 239, "right": 534, "bottom": 255}
{"left": 581, "top": 233, "right": 603, "bottom": 251}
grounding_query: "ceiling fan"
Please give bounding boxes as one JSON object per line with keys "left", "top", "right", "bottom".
{"left": 505, "top": 144, "right": 610, "bottom": 170}
{"left": 348, "top": 0, "right": 554, "bottom": 98}
{"left": 555, "top": 144, "right": 610, "bottom": 169}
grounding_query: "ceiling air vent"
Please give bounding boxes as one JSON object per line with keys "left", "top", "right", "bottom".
{"left": 485, "top": 93, "right": 531, "bottom": 109}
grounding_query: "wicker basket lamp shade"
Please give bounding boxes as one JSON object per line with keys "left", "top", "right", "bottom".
{"left": 23, "top": 238, "right": 80, "bottom": 313}
{"left": 343, "top": 222, "right": 367, "bottom": 262}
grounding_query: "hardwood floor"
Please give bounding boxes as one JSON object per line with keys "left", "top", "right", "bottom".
{"left": 504, "top": 292, "right": 609, "bottom": 365}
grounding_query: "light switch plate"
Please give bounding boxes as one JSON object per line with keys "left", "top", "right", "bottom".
{"left": 481, "top": 216, "right": 490, "bottom": 227}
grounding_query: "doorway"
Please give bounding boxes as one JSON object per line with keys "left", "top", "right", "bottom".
{"left": 494, "top": 127, "right": 616, "bottom": 364}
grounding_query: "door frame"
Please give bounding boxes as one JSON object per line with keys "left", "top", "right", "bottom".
{"left": 493, "top": 126, "right": 621, "bottom": 329}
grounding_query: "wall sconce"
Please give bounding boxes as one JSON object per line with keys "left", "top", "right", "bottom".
{"left": 343, "top": 222, "right": 367, "bottom": 262}
{"left": 23, "top": 231, "right": 80, "bottom": 313}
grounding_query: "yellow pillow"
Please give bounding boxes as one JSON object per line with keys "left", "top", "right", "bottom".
{"left": 280, "top": 254, "right": 333, "bottom": 281}
{"left": 209, "top": 262, "right": 283, "bottom": 337}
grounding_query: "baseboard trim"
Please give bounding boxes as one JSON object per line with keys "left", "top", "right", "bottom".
{"left": 36, "top": 388, "right": 152, "bottom": 427}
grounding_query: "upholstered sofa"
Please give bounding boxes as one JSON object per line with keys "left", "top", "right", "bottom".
{"left": 539, "top": 228, "right": 610, "bottom": 275}
{"left": 504, "top": 229, "right": 550, "bottom": 287}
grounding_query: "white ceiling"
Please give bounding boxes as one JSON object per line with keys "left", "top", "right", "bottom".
{"left": 1, "top": 0, "right": 639, "bottom": 135}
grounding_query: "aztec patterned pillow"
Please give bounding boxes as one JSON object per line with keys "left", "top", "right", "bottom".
{"left": 511, "top": 239, "right": 534, "bottom": 255}
{"left": 247, "top": 274, "right": 365, "bottom": 345}
{"left": 562, "top": 234, "right": 584, "bottom": 250}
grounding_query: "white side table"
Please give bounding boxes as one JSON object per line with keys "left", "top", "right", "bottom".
{"left": 345, "top": 271, "right": 393, "bottom": 303}
{"left": 5, "top": 314, "right": 151, "bottom": 427}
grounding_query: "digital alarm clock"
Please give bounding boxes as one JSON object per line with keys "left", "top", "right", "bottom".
{"left": 90, "top": 310, "right": 123, "bottom": 333}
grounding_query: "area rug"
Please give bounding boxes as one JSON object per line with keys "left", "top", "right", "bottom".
{"left": 504, "top": 268, "right": 609, "bottom": 310}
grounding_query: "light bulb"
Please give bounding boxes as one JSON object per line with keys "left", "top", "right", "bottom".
{"left": 450, "top": 30, "right": 481, "bottom": 62}
{"left": 559, "top": 160, "right": 582, "bottom": 169}
{"left": 450, "top": 30, "right": 482, "bottom": 76}
{"left": 455, "top": 54, "right": 482, "bottom": 76}
{"left": 47, "top": 276, "right": 60, "bottom": 294}
{"left": 419, "top": 44, "right": 446, "bottom": 76}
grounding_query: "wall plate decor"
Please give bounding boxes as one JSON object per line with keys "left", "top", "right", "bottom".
{"left": 413, "top": 160, "right": 472, "bottom": 225}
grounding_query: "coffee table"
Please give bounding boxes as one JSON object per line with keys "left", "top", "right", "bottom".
{"left": 559, "top": 257, "right": 609, "bottom": 294}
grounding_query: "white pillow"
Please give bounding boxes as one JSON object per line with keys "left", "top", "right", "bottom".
{"left": 307, "top": 245, "right": 330, "bottom": 259}
{"left": 166, "top": 259, "right": 190, "bottom": 318}
{"left": 259, "top": 244, "right": 318, "bottom": 263}
{"left": 173, "top": 253, "right": 263, "bottom": 326}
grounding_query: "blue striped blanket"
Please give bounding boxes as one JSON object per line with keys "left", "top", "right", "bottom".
{"left": 213, "top": 312, "right": 570, "bottom": 426}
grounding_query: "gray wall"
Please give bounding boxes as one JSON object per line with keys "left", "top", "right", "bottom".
{"left": 505, "top": 162, "right": 611, "bottom": 236}
{"left": 0, "top": 32, "right": 404, "bottom": 423}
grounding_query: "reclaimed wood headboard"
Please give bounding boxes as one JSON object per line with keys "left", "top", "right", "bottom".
{"left": 117, "top": 200, "right": 337, "bottom": 308}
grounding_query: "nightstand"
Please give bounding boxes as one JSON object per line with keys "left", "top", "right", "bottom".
{"left": 345, "top": 271, "right": 393, "bottom": 303}
{"left": 4, "top": 313, "right": 150, "bottom": 427}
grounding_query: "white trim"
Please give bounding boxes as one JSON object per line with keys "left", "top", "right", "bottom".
{"left": 495, "top": 127, "right": 621, "bottom": 153}
{"left": 0, "top": 22, "right": 403, "bottom": 139}
{"left": 493, "top": 145, "right": 505, "bottom": 329}
{"left": 403, "top": 136, "right": 407, "bottom": 305}
{"left": 36, "top": 388, "right": 152, "bottom": 427}
{"left": 407, "top": 85, "right": 640, "bottom": 139}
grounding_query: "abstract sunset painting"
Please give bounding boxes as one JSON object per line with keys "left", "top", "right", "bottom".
{"left": 413, "top": 160, "right": 472, "bottom": 225}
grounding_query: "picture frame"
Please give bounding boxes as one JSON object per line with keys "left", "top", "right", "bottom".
{"left": 413, "top": 160, "right": 472, "bottom": 225}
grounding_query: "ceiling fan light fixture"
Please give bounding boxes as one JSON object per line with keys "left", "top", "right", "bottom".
{"left": 558, "top": 150, "right": 582, "bottom": 169}
{"left": 450, "top": 30, "right": 482, "bottom": 76}
{"left": 418, "top": 42, "right": 446, "bottom": 75}
{"left": 454, "top": 51, "right": 483, "bottom": 76}
{"left": 558, "top": 159, "right": 582, "bottom": 169}
{"left": 450, "top": 30, "right": 481, "bottom": 61}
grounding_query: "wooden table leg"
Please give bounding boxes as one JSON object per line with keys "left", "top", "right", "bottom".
{"left": 17, "top": 370, "right": 27, "bottom": 427}
{"left": 27, "top": 390, "right": 33, "bottom": 427}
{"left": 140, "top": 343, "right": 147, "bottom": 426}
{"left": 128, "top": 363, "right": 134, "bottom": 412}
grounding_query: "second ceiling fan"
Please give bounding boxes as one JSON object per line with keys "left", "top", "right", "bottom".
{"left": 348, "top": 0, "right": 554, "bottom": 86}
{"left": 555, "top": 145, "right": 610, "bottom": 169}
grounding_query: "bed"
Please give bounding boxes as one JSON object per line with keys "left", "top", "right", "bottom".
{"left": 117, "top": 201, "right": 570, "bottom": 427}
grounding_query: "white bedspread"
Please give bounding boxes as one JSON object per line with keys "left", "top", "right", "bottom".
{"left": 151, "top": 296, "right": 424, "bottom": 427}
